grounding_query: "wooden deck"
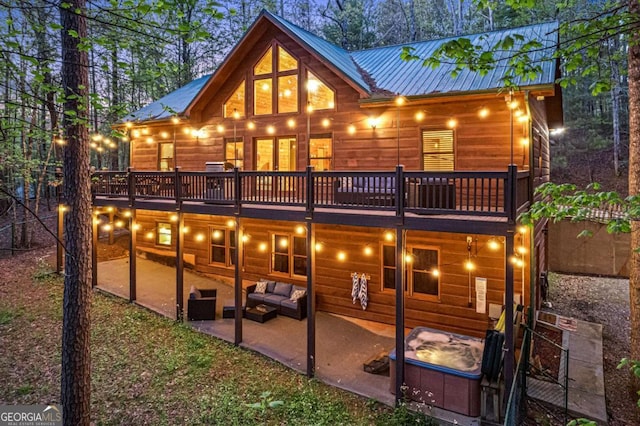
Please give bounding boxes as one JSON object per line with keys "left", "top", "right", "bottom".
{"left": 92, "top": 166, "right": 527, "bottom": 234}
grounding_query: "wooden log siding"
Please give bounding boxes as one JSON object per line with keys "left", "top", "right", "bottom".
{"left": 128, "top": 53, "right": 527, "bottom": 173}
{"left": 528, "top": 95, "right": 552, "bottom": 310}
{"left": 127, "top": 215, "right": 523, "bottom": 338}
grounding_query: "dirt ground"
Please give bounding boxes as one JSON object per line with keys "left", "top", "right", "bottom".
{"left": 546, "top": 273, "right": 639, "bottom": 426}
{"left": 0, "top": 200, "right": 58, "bottom": 260}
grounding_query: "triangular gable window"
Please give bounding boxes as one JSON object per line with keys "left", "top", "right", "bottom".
{"left": 278, "top": 46, "right": 297, "bottom": 72}
{"left": 307, "top": 72, "right": 335, "bottom": 111}
{"left": 223, "top": 81, "right": 245, "bottom": 118}
{"left": 254, "top": 47, "right": 273, "bottom": 75}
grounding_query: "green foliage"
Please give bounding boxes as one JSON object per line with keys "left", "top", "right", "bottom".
{"left": 0, "top": 308, "right": 18, "bottom": 326}
{"left": 567, "top": 419, "right": 598, "bottom": 426}
{"left": 617, "top": 358, "right": 640, "bottom": 408}
{"left": 520, "top": 182, "right": 629, "bottom": 232}
{"left": 245, "top": 390, "right": 285, "bottom": 414}
{"left": 374, "top": 398, "right": 437, "bottom": 426}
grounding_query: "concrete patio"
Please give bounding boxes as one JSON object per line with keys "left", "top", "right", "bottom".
{"left": 96, "top": 256, "right": 484, "bottom": 425}
{"left": 96, "top": 257, "right": 395, "bottom": 404}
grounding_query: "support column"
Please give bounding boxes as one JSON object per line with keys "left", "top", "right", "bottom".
{"left": 129, "top": 209, "right": 137, "bottom": 302}
{"left": 504, "top": 230, "right": 515, "bottom": 397}
{"left": 108, "top": 209, "right": 115, "bottom": 245}
{"left": 394, "top": 226, "right": 405, "bottom": 403}
{"left": 57, "top": 204, "right": 64, "bottom": 274}
{"left": 91, "top": 209, "right": 98, "bottom": 288}
{"left": 234, "top": 218, "right": 243, "bottom": 345}
{"left": 176, "top": 211, "right": 184, "bottom": 321}
{"left": 306, "top": 221, "right": 315, "bottom": 377}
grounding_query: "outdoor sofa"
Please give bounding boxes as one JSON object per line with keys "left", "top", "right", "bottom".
{"left": 246, "top": 280, "right": 307, "bottom": 320}
{"left": 334, "top": 176, "right": 456, "bottom": 209}
{"left": 334, "top": 176, "right": 396, "bottom": 206}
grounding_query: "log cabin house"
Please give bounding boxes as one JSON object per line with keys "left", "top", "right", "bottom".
{"left": 90, "top": 10, "right": 562, "bottom": 413}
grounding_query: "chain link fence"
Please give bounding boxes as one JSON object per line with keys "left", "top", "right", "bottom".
{"left": 505, "top": 326, "right": 570, "bottom": 426}
{"left": 504, "top": 327, "right": 530, "bottom": 425}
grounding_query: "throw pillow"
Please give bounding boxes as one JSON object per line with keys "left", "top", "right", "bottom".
{"left": 273, "top": 282, "right": 292, "bottom": 296}
{"left": 255, "top": 281, "right": 268, "bottom": 294}
{"left": 290, "top": 289, "right": 306, "bottom": 302}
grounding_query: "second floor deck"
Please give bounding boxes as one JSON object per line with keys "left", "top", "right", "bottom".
{"left": 92, "top": 165, "right": 530, "bottom": 234}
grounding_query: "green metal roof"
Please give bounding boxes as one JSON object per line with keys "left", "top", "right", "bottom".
{"left": 351, "top": 21, "right": 559, "bottom": 96}
{"left": 122, "top": 13, "right": 558, "bottom": 123}
{"left": 120, "top": 74, "right": 211, "bottom": 123}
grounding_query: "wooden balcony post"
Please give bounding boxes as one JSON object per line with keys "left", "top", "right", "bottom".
{"left": 234, "top": 167, "right": 241, "bottom": 214}
{"left": 129, "top": 208, "right": 137, "bottom": 302}
{"left": 504, "top": 230, "right": 516, "bottom": 397}
{"left": 395, "top": 165, "right": 404, "bottom": 219}
{"left": 306, "top": 166, "right": 314, "bottom": 218}
{"left": 91, "top": 209, "right": 97, "bottom": 287}
{"left": 108, "top": 209, "right": 115, "bottom": 245}
{"left": 234, "top": 218, "right": 243, "bottom": 345}
{"left": 176, "top": 211, "right": 184, "bottom": 321}
{"left": 127, "top": 167, "right": 135, "bottom": 205}
{"left": 394, "top": 226, "right": 405, "bottom": 404}
{"left": 306, "top": 221, "right": 315, "bottom": 377}
{"left": 506, "top": 164, "right": 518, "bottom": 224}
{"left": 174, "top": 166, "right": 182, "bottom": 205}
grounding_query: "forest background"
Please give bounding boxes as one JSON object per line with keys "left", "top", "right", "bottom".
{"left": 0, "top": 0, "right": 628, "bottom": 247}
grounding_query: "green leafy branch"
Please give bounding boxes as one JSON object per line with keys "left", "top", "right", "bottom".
{"left": 519, "top": 182, "right": 634, "bottom": 237}
{"left": 245, "top": 391, "right": 284, "bottom": 415}
{"left": 617, "top": 358, "right": 640, "bottom": 408}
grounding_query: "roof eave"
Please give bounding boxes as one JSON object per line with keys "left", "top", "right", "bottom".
{"left": 358, "top": 83, "right": 557, "bottom": 107}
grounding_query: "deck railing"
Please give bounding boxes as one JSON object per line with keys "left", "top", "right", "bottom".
{"left": 92, "top": 165, "right": 529, "bottom": 220}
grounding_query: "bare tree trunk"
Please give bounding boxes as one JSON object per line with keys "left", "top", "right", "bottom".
{"left": 408, "top": 0, "right": 417, "bottom": 41}
{"left": 33, "top": 2, "right": 54, "bottom": 222}
{"left": 109, "top": 45, "right": 120, "bottom": 170}
{"left": 610, "top": 37, "right": 622, "bottom": 177}
{"left": 89, "top": 48, "right": 102, "bottom": 169}
{"left": 627, "top": 0, "right": 640, "bottom": 366}
{"left": 486, "top": 4, "right": 494, "bottom": 31}
{"left": 19, "top": 62, "right": 30, "bottom": 248}
{"left": 60, "top": 0, "right": 92, "bottom": 424}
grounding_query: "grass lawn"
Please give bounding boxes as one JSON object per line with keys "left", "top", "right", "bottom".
{"left": 0, "top": 249, "right": 432, "bottom": 425}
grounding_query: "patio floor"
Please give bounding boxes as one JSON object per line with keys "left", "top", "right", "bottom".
{"left": 96, "top": 256, "right": 395, "bottom": 405}
{"left": 97, "top": 256, "right": 484, "bottom": 425}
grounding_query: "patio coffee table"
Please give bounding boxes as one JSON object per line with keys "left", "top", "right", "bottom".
{"left": 244, "top": 304, "right": 277, "bottom": 323}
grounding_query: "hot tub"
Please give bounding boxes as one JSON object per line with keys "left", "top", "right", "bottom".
{"left": 390, "top": 326, "right": 484, "bottom": 417}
